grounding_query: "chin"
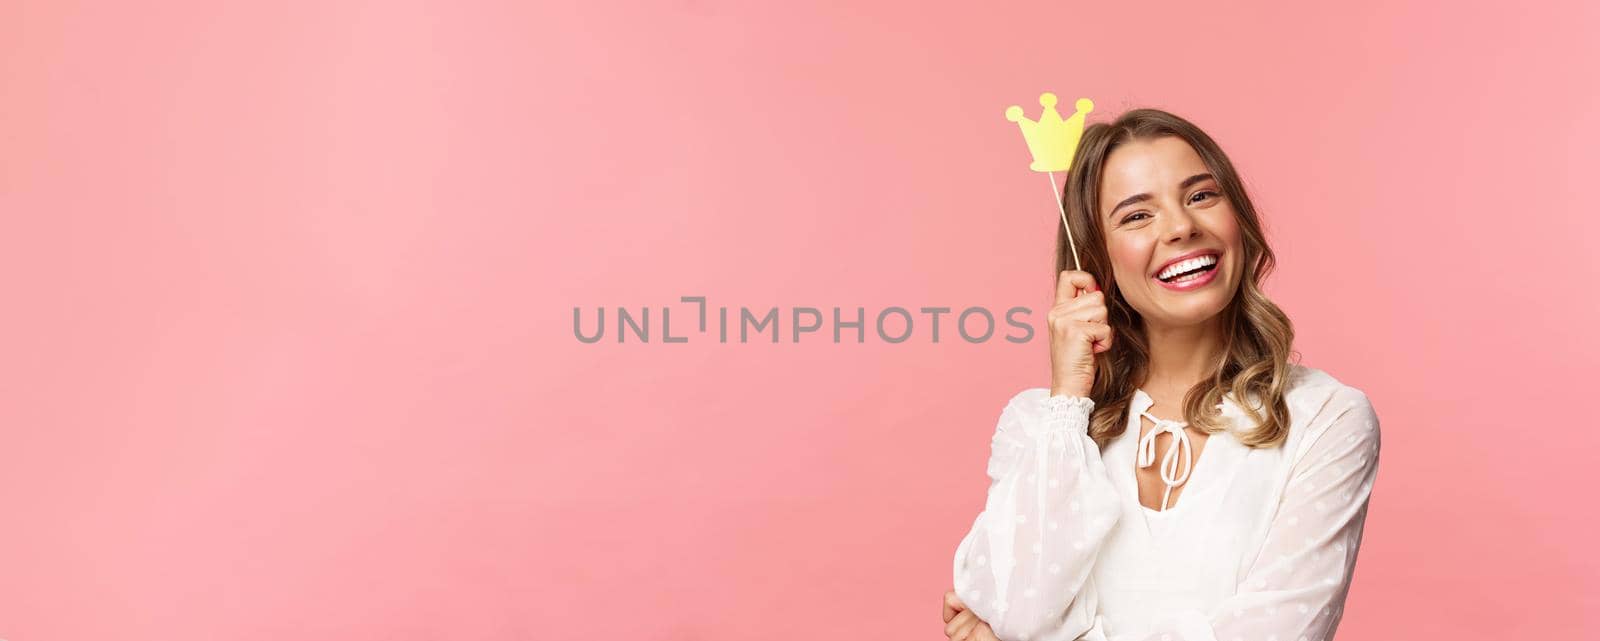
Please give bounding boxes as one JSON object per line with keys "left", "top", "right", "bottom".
{"left": 1146, "top": 277, "right": 1235, "bottom": 325}
{"left": 1157, "top": 305, "right": 1228, "bottom": 327}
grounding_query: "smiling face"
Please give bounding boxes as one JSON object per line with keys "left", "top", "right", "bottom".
{"left": 1098, "top": 135, "right": 1244, "bottom": 329}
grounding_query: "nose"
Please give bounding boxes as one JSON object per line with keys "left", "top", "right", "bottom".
{"left": 1162, "top": 205, "right": 1200, "bottom": 243}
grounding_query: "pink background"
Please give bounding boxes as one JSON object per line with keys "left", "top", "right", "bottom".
{"left": 2, "top": 1, "right": 1597, "bottom": 639}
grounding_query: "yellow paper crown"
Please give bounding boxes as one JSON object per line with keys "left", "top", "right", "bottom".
{"left": 1005, "top": 93, "right": 1094, "bottom": 173}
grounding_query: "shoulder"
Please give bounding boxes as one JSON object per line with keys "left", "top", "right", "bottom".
{"left": 1282, "top": 363, "right": 1380, "bottom": 458}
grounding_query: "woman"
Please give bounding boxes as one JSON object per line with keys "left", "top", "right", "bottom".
{"left": 941, "top": 109, "right": 1381, "bottom": 641}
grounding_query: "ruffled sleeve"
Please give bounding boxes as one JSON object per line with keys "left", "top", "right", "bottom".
{"left": 1112, "top": 388, "right": 1382, "bottom": 641}
{"left": 952, "top": 389, "right": 1123, "bottom": 641}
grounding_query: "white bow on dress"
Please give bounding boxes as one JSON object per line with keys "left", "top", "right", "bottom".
{"left": 1135, "top": 410, "right": 1193, "bottom": 512}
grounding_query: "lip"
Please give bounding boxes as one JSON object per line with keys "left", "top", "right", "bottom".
{"left": 1154, "top": 259, "right": 1221, "bottom": 291}
{"left": 1151, "top": 249, "right": 1223, "bottom": 279}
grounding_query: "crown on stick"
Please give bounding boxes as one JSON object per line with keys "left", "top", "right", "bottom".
{"left": 1005, "top": 93, "right": 1094, "bottom": 173}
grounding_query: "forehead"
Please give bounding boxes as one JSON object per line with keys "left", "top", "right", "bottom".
{"left": 1099, "top": 136, "right": 1210, "bottom": 209}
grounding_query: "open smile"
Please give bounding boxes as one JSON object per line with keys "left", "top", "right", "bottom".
{"left": 1152, "top": 252, "right": 1221, "bottom": 291}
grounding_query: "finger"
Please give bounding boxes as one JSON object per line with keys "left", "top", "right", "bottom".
{"left": 1095, "top": 327, "right": 1115, "bottom": 353}
{"left": 944, "top": 609, "right": 975, "bottom": 638}
{"left": 944, "top": 609, "right": 973, "bottom": 637}
{"left": 1063, "top": 291, "right": 1107, "bottom": 323}
{"left": 974, "top": 622, "right": 998, "bottom": 641}
{"left": 1055, "top": 270, "right": 1100, "bottom": 305}
{"left": 943, "top": 589, "right": 965, "bottom": 623}
{"left": 951, "top": 615, "right": 981, "bottom": 641}
{"left": 1055, "top": 270, "right": 1096, "bottom": 303}
{"left": 1079, "top": 320, "right": 1113, "bottom": 352}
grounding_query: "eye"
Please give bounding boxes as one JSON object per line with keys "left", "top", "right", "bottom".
{"left": 1120, "top": 211, "right": 1150, "bottom": 224}
{"left": 1189, "top": 189, "right": 1219, "bottom": 204}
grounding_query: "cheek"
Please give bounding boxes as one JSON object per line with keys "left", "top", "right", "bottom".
{"left": 1213, "top": 208, "right": 1244, "bottom": 249}
{"left": 1105, "top": 238, "right": 1152, "bottom": 285}
{"left": 1210, "top": 214, "right": 1246, "bottom": 286}
{"left": 1217, "top": 215, "right": 1245, "bottom": 264}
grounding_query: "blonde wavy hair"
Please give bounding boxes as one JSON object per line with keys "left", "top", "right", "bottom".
{"left": 1056, "top": 108, "right": 1300, "bottom": 449}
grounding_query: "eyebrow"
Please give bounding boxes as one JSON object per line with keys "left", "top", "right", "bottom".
{"left": 1105, "top": 173, "right": 1217, "bottom": 220}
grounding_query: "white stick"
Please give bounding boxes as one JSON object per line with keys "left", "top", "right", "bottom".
{"left": 1049, "top": 171, "right": 1082, "bottom": 271}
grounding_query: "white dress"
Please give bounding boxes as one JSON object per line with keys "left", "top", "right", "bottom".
{"left": 951, "top": 364, "right": 1381, "bottom": 641}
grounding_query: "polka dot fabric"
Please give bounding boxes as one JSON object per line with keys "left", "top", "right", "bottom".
{"left": 952, "top": 391, "right": 1122, "bottom": 641}
{"left": 952, "top": 364, "right": 1381, "bottom": 641}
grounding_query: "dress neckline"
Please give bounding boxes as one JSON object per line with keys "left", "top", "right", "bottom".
{"left": 1130, "top": 388, "right": 1209, "bottom": 513}
{"left": 1141, "top": 502, "right": 1178, "bottom": 514}
{"left": 1134, "top": 388, "right": 1186, "bottom": 424}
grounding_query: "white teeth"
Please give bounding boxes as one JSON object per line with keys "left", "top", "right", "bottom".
{"left": 1157, "top": 254, "right": 1218, "bottom": 281}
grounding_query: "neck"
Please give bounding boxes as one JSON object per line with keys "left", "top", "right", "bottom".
{"left": 1141, "top": 313, "right": 1226, "bottom": 397}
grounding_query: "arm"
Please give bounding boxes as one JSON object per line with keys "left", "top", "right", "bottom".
{"left": 952, "top": 390, "right": 1122, "bottom": 641}
{"left": 1118, "top": 389, "right": 1382, "bottom": 641}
